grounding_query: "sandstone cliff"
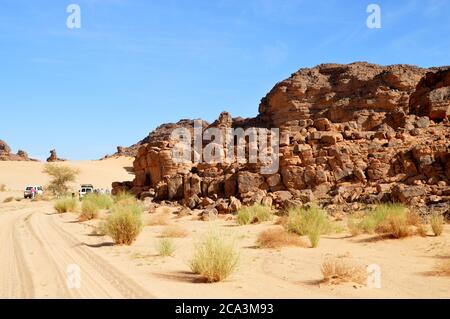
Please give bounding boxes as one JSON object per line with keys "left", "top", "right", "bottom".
{"left": 0, "top": 140, "right": 35, "bottom": 161}
{"left": 113, "top": 62, "right": 450, "bottom": 215}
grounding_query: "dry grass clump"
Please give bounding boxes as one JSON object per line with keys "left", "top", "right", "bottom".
{"left": 113, "top": 192, "right": 137, "bottom": 206}
{"left": 79, "top": 194, "right": 114, "bottom": 221}
{"left": 321, "top": 257, "right": 367, "bottom": 285}
{"left": 0, "top": 184, "right": 6, "bottom": 192}
{"left": 102, "top": 203, "right": 143, "bottom": 245}
{"left": 84, "top": 193, "right": 114, "bottom": 210}
{"left": 256, "top": 227, "right": 306, "bottom": 249}
{"left": 236, "top": 204, "right": 273, "bottom": 225}
{"left": 54, "top": 197, "right": 78, "bottom": 213}
{"left": 80, "top": 200, "right": 99, "bottom": 221}
{"left": 161, "top": 225, "right": 188, "bottom": 238}
{"left": 285, "top": 203, "right": 331, "bottom": 248}
{"left": 347, "top": 204, "right": 425, "bottom": 239}
{"left": 430, "top": 213, "right": 444, "bottom": 237}
{"left": 3, "top": 196, "right": 14, "bottom": 203}
{"left": 157, "top": 238, "right": 176, "bottom": 257}
{"left": 190, "top": 229, "right": 239, "bottom": 283}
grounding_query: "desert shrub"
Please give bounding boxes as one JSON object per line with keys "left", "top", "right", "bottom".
{"left": 103, "top": 203, "right": 143, "bottom": 245}
{"left": 113, "top": 192, "right": 137, "bottom": 206}
{"left": 43, "top": 164, "right": 79, "bottom": 196}
{"left": 83, "top": 193, "right": 114, "bottom": 210}
{"left": 348, "top": 204, "right": 424, "bottom": 238}
{"left": 256, "top": 227, "right": 306, "bottom": 249}
{"left": 286, "top": 203, "right": 331, "bottom": 248}
{"left": 347, "top": 217, "right": 363, "bottom": 236}
{"left": 79, "top": 193, "right": 114, "bottom": 221}
{"left": 0, "top": 184, "right": 6, "bottom": 192}
{"left": 80, "top": 200, "right": 99, "bottom": 221}
{"left": 161, "top": 225, "right": 188, "bottom": 238}
{"left": 190, "top": 230, "right": 239, "bottom": 283}
{"left": 321, "top": 257, "right": 367, "bottom": 285}
{"left": 236, "top": 204, "right": 272, "bottom": 225}
{"left": 430, "top": 213, "right": 444, "bottom": 237}
{"left": 54, "top": 197, "right": 78, "bottom": 213}
{"left": 3, "top": 196, "right": 14, "bottom": 203}
{"left": 157, "top": 238, "right": 176, "bottom": 257}
{"left": 376, "top": 207, "right": 423, "bottom": 238}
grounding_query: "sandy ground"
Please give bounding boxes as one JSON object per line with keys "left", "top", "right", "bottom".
{"left": 0, "top": 159, "right": 449, "bottom": 299}
{"left": 0, "top": 197, "right": 449, "bottom": 299}
{"left": 0, "top": 157, "right": 134, "bottom": 191}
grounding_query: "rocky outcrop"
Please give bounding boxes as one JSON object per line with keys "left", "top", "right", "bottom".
{"left": 0, "top": 140, "right": 35, "bottom": 161}
{"left": 113, "top": 62, "right": 450, "bottom": 214}
{"left": 258, "top": 62, "right": 429, "bottom": 127}
{"left": 409, "top": 68, "right": 450, "bottom": 121}
{"left": 46, "top": 149, "right": 66, "bottom": 162}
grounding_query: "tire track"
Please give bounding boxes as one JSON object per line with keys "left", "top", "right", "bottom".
{"left": 0, "top": 209, "right": 35, "bottom": 298}
{"left": 1, "top": 203, "right": 155, "bottom": 299}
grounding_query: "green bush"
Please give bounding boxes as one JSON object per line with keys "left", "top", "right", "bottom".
{"left": 103, "top": 203, "right": 143, "bottom": 245}
{"left": 54, "top": 197, "right": 78, "bottom": 213}
{"left": 83, "top": 193, "right": 114, "bottom": 210}
{"left": 190, "top": 229, "right": 239, "bottom": 283}
{"left": 236, "top": 204, "right": 272, "bottom": 225}
{"left": 347, "top": 204, "right": 424, "bottom": 239}
{"left": 157, "top": 238, "right": 176, "bottom": 257}
{"left": 286, "top": 203, "right": 331, "bottom": 248}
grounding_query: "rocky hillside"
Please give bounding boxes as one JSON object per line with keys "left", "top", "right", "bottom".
{"left": 113, "top": 62, "right": 450, "bottom": 215}
{"left": 0, "top": 140, "right": 35, "bottom": 161}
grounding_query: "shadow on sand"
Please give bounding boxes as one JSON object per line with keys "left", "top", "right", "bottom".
{"left": 83, "top": 242, "right": 115, "bottom": 248}
{"left": 152, "top": 271, "right": 207, "bottom": 284}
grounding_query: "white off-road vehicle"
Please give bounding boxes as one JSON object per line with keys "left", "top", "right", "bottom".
{"left": 79, "top": 184, "right": 94, "bottom": 199}
{"left": 24, "top": 186, "right": 44, "bottom": 199}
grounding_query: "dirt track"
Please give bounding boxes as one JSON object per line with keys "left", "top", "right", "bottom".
{"left": 1, "top": 197, "right": 449, "bottom": 299}
{"left": 0, "top": 201, "right": 154, "bottom": 299}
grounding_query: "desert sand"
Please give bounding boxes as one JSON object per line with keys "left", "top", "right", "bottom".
{"left": 0, "top": 159, "right": 449, "bottom": 299}
{"left": 0, "top": 157, "right": 135, "bottom": 191}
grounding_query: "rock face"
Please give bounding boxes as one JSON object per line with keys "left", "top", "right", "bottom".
{"left": 258, "top": 62, "right": 428, "bottom": 127}
{"left": 409, "top": 68, "right": 450, "bottom": 121}
{"left": 46, "top": 149, "right": 66, "bottom": 162}
{"left": 0, "top": 140, "right": 34, "bottom": 161}
{"left": 113, "top": 62, "right": 450, "bottom": 213}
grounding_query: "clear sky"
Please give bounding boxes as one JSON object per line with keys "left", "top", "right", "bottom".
{"left": 1, "top": 0, "right": 449, "bottom": 160}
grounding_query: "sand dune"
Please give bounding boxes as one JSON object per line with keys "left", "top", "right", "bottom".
{"left": 0, "top": 157, "right": 135, "bottom": 191}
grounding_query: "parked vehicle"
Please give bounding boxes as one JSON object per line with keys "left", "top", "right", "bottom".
{"left": 24, "top": 186, "right": 44, "bottom": 199}
{"left": 79, "top": 184, "right": 94, "bottom": 199}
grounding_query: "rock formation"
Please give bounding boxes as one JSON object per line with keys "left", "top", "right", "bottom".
{"left": 409, "top": 68, "right": 450, "bottom": 120}
{"left": 46, "top": 149, "right": 66, "bottom": 162}
{"left": 113, "top": 62, "right": 450, "bottom": 215}
{"left": 0, "top": 139, "right": 34, "bottom": 161}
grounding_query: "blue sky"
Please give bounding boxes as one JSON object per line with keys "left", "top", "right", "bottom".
{"left": 1, "top": 0, "right": 449, "bottom": 160}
